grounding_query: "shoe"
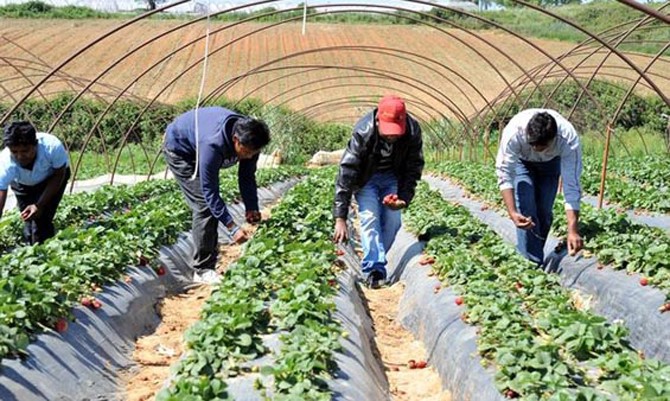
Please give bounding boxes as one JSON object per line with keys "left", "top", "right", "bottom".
{"left": 365, "top": 271, "right": 386, "bottom": 289}
{"left": 193, "top": 269, "right": 221, "bottom": 285}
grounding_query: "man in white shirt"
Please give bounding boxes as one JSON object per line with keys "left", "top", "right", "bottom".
{"left": 495, "top": 109, "right": 583, "bottom": 265}
{"left": 0, "top": 121, "right": 71, "bottom": 244}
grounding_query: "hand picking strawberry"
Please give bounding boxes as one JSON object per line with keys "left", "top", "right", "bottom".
{"left": 382, "top": 193, "right": 406, "bottom": 210}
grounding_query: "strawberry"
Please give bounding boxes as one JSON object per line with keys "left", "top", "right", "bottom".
{"left": 455, "top": 296, "right": 464, "bottom": 306}
{"left": 640, "top": 277, "right": 649, "bottom": 286}
{"left": 597, "top": 263, "right": 604, "bottom": 270}
{"left": 419, "top": 256, "right": 435, "bottom": 265}
{"left": 157, "top": 266, "right": 166, "bottom": 276}
{"left": 81, "top": 297, "right": 92, "bottom": 307}
{"left": 138, "top": 255, "right": 149, "bottom": 266}
{"left": 55, "top": 318, "right": 68, "bottom": 333}
{"left": 124, "top": 275, "right": 132, "bottom": 284}
{"left": 407, "top": 359, "right": 417, "bottom": 369}
{"left": 514, "top": 282, "right": 523, "bottom": 291}
{"left": 336, "top": 249, "right": 345, "bottom": 256}
{"left": 659, "top": 303, "right": 670, "bottom": 313}
{"left": 415, "top": 360, "right": 427, "bottom": 369}
{"left": 327, "top": 279, "right": 337, "bottom": 287}
{"left": 505, "top": 389, "right": 519, "bottom": 398}
{"left": 91, "top": 299, "right": 103, "bottom": 310}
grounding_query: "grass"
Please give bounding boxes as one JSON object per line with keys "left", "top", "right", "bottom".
{"left": 69, "top": 143, "right": 166, "bottom": 181}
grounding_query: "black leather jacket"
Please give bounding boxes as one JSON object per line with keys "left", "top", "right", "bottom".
{"left": 333, "top": 109, "right": 424, "bottom": 219}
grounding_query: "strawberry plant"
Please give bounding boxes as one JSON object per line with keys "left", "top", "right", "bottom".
{"left": 404, "top": 182, "right": 670, "bottom": 399}
{"left": 0, "top": 167, "right": 304, "bottom": 360}
{"left": 430, "top": 160, "right": 670, "bottom": 301}
{"left": 159, "top": 169, "right": 344, "bottom": 401}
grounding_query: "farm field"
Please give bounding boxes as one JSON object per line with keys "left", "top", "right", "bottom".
{"left": 1, "top": 18, "right": 669, "bottom": 123}
{"left": 0, "top": 5, "right": 669, "bottom": 401}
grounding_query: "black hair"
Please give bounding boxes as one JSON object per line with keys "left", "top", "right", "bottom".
{"left": 3, "top": 121, "right": 37, "bottom": 147}
{"left": 233, "top": 117, "right": 270, "bottom": 150}
{"left": 526, "top": 112, "right": 557, "bottom": 146}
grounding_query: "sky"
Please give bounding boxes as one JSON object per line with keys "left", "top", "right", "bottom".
{"left": 0, "top": 0, "right": 482, "bottom": 13}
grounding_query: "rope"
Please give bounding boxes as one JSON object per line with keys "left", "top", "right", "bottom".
{"left": 191, "top": 0, "right": 212, "bottom": 180}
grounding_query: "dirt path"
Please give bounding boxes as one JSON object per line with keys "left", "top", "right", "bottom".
{"left": 362, "top": 282, "right": 452, "bottom": 401}
{"left": 122, "top": 210, "right": 269, "bottom": 401}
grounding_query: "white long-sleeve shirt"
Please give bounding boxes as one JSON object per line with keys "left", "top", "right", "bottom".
{"left": 495, "top": 109, "right": 582, "bottom": 211}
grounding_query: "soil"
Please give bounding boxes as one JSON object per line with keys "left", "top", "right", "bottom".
{"left": 2, "top": 19, "right": 664, "bottom": 125}
{"left": 121, "top": 209, "right": 269, "bottom": 400}
{"left": 362, "top": 282, "right": 452, "bottom": 401}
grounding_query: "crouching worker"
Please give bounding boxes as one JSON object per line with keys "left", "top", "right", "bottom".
{"left": 495, "top": 109, "right": 584, "bottom": 266}
{"left": 333, "top": 95, "right": 424, "bottom": 289}
{"left": 163, "top": 107, "right": 270, "bottom": 284}
{"left": 0, "top": 121, "right": 71, "bottom": 244}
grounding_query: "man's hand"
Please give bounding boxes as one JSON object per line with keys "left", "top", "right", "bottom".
{"left": 227, "top": 221, "right": 248, "bottom": 244}
{"left": 333, "top": 218, "right": 348, "bottom": 243}
{"left": 245, "top": 210, "right": 261, "bottom": 224}
{"left": 232, "top": 228, "right": 249, "bottom": 244}
{"left": 510, "top": 212, "right": 535, "bottom": 230}
{"left": 383, "top": 194, "right": 407, "bottom": 210}
{"left": 567, "top": 230, "right": 583, "bottom": 256}
{"left": 20, "top": 204, "right": 41, "bottom": 221}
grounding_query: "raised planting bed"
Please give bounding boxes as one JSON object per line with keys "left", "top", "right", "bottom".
{"left": 0, "top": 168, "right": 303, "bottom": 401}
{"left": 392, "top": 182, "right": 670, "bottom": 400}
{"left": 158, "top": 169, "right": 390, "bottom": 401}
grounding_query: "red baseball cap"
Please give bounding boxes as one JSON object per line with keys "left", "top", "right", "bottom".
{"left": 377, "top": 95, "right": 407, "bottom": 136}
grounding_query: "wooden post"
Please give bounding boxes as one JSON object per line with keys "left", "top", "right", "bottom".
{"left": 597, "top": 124, "right": 613, "bottom": 209}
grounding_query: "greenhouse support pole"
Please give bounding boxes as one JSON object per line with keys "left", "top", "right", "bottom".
{"left": 597, "top": 124, "right": 613, "bottom": 209}
{"left": 483, "top": 127, "right": 490, "bottom": 163}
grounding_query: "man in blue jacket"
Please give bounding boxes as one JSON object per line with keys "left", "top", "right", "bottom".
{"left": 163, "top": 107, "right": 270, "bottom": 284}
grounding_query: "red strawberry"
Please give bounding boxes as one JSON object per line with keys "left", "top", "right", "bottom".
{"left": 505, "top": 389, "right": 519, "bottom": 398}
{"left": 91, "top": 299, "right": 103, "bottom": 310}
{"left": 415, "top": 360, "right": 427, "bottom": 369}
{"left": 55, "top": 318, "right": 68, "bottom": 333}
{"left": 659, "top": 303, "right": 670, "bottom": 313}
{"left": 640, "top": 277, "right": 649, "bottom": 286}
{"left": 419, "top": 256, "right": 436, "bottom": 265}
{"left": 391, "top": 194, "right": 398, "bottom": 201}
{"left": 336, "top": 249, "right": 345, "bottom": 256}
{"left": 157, "top": 266, "right": 166, "bottom": 276}
{"left": 138, "top": 255, "right": 149, "bottom": 266}
{"left": 81, "top": 297, "right": 92, "bottom": 307}
{"left": 407, "top": 359, "right": 417, "bottom": 369}
{"left": 455, "top": 296, "right": 464, "bottom": 306}
{"left": 327, "top": 279, "right": 337, "bottom": 287}
{"left": 514, "top": 282, "right": 523, "bottom": 291}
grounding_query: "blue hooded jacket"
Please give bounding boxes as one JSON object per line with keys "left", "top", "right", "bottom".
{"left": 165, "top": 107, "right": 259, "bottom": 226}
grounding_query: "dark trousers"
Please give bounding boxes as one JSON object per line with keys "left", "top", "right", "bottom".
{"left": 163, "top": 147, "right": 218, "bottom": 271}
{"left": 11, "top": 167, "right": 71, "bottom": 245}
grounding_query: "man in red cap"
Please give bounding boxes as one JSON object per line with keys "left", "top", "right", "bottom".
{"left": 333, "top": 95, "right": 424, "bottom": 288}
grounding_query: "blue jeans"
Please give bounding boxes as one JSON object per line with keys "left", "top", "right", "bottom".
{"left": 355, "top": 171, "right": 402, "bottom": 279}
{"left": 515, "top": 157, "right": 561, "bottom": 265}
